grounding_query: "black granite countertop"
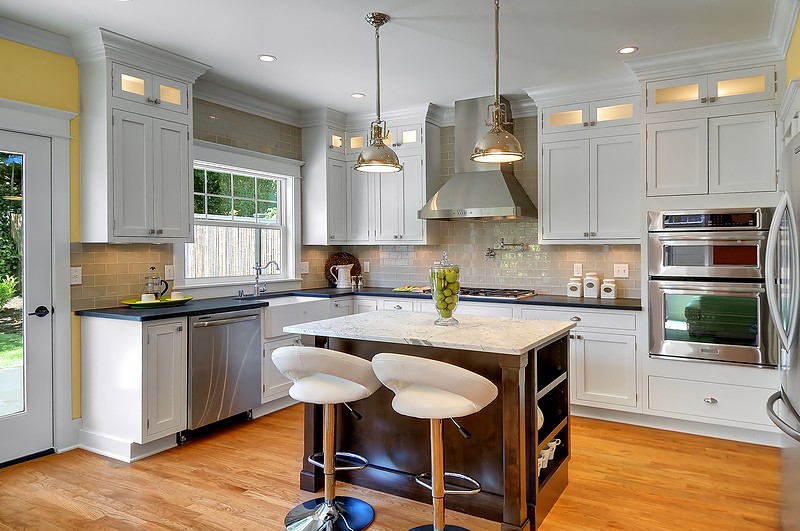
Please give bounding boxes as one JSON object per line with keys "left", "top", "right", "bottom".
{"left": 75, "top": 286, "right": 641, "bottom": 321}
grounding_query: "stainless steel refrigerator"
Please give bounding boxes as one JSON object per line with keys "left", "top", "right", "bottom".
{"left": 766, "top": 136, "right": 800, "bottom": 530}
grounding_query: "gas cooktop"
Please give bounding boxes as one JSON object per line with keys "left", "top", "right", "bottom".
{"left": 459, "top": 287, "right": 535, "bottom": 300}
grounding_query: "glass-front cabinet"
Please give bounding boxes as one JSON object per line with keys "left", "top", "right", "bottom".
{"left": 542, "top": 97, "right": 638, "bottom": 133}
{"left": 112, "top": 63, "right": 188, "bottom": 114}
{"left": 646, "top": 66, "right": 775, "bottom": 113}
{"left": 386, "top": 123, "right": 423, "bottom": 152}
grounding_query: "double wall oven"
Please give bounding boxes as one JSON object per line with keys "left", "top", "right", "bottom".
{"left": 648, "top": 208, "right": 777, "bottom": 368}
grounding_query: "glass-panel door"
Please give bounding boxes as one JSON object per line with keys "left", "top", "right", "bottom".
{"left": 0, "top": 131, "right": 53, "bottom": 464}
{"left": 664, "top": 293, "right": 758, "bottom": 346}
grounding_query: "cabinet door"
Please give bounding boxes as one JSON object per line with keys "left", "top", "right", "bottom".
{"left": 331, "top": 298, "right": 353, "bottom": 316}
{"left": 355, "top": 299, "right": 379, "bottom": 313}
{"left": 541, "top": 140, "right": 590, "bottom": 240}
{"left": 708, "top": 66, "right": 775, "bottom": 106}
{"left": 374, "top": 172, "right": 402, "bottom": 242}
{"left": 646, "top": 75, "right": 707, "bottom": 113}
{"left": 112, "top": 109, "right": 153, "bottom": 237}
{"left": 646, "top": 119, "right": 708, "bottom": 196}
{"left": 144, "top": 321, "right": 187, "bottom": 441}
{"left": 346, "top": 130, "right": 368, "bottom": 156}
{"left": 152, "top": 118, "right": 191, "bottom": 238}
{"left": 709, "top": 112, "right": 776, "bottom": 194}
{"left": 327, "top": 128, "right": 346, "bottom": 156}
{"left": 151, "top": 73, "right": 188, "bottom": 114}
{"left": 591, "top": 97, "right": 639, "bottom": 128}
{"left": 112, "top": 63, "right": 188, "bottom": 115}
{"left": 541, "top": 103, "right": 590, "bottom": 133}
{"left": 572, "top": 331, "right": 637, "bottom": 408}
{"left": 387, "top": 123, "right": 423, "bottom": 152}
{"left": 346, "top": 165, "right": 371, "bottom": 242}
{"left": 326, "top": 158, "right": 348, "bottom": 242}
{"left": 399, "top": 154, "right": 424, "bottom": 241}
{"left": 262, "top": 336, "right": 298, "bottom": 403}
{"left": 590, "top": 135, "right": 640, "bottom": 239}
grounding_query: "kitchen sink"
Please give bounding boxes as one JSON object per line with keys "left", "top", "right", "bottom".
{"left": 231, "top": 293, "right": 274, "bottom": 300}
{"left": 263, "top": 296, "right": 331, "bottom": 337}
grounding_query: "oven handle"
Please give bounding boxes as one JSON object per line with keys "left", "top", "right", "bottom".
{"left": 649, "top": 231, "right": 768, "bottom": 243}
{"left": 651, "top": 280, "right": 765, "bottom": 295}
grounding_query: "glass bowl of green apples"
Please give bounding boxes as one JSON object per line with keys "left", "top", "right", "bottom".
{"left": 430, "top": 251, "right": 460, "bottom": 326}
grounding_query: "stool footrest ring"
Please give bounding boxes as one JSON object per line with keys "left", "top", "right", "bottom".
{"left": 308, "top": 451, "right": 369, "bottom": 472}
{"left": 414, "top": 471, "right": 482, "bottom": 495}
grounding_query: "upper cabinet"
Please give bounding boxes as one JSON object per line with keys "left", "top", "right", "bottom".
{"left": 301, "top": 108, "right": 440, "bottom": 246}
{"left": 645, "top": 66, "right": 776, "bottom": 114}
{"left": 73, "top": 28, "right": 209, "bottom": 244}
{"left": 542, "top": 96, "right": 639, "bottom": 134}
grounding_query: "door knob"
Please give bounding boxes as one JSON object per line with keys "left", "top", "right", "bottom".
{"left": 28, "top": 305, "right": 50, "bottom": 318}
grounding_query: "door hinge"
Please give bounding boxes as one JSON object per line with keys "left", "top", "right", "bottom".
{"left": 262, "top": 385, "right": 266, "bottom": 392}
{"left": 147, "top": 418, "right": 150, "bottom": 429}
{"left": 147, "top": 334, "right": 150, "bottom": 344}
{"left": 187, "top": 131, "right": 190, "bottom": 141}
{"left": 112, "top": 115, "right": 115, "bottom": 126}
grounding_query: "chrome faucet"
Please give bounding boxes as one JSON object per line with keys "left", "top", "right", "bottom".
{"left": 253, "top": 261, "right": 281, "bottom": 295}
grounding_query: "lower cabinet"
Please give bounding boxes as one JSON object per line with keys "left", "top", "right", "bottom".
{"left": 80, "top": 316, "right": 187, "bottom": 460}
{"left": 520, "top": 307, "right": 640, "bottom": 412}
{"left": 330, "top": 298, "right": 353, "bottom": 316}
{"left": 262, "top": 336, "right": 300, "bottom": 403}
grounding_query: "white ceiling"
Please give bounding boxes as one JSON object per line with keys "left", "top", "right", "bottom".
{"left": 0, "top": 0, "right": 787, "bottom": 117}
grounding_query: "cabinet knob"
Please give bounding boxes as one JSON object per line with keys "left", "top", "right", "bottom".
{"left": 700, "top": 97, "right": 708, "bottom": 103}
{"left": 570, "top": 316, "right": 581, "bottom": 322}
{"left": 148, "top": 229, "right": 156, "bottom": 235}
{"left": 583, "top": 232, "right": 589, "bottom": 237}
{"left": 146, "top": 97, "right": 162, "bottom": 105}
{"left": 703, "top": 397, "right": 719, "bottom": 404}
{"left": 569, "top": 334, "right": 583, "bottom": 340}
{"left": 398, "top": 235, "right": 403, "bottom": 239}
{"left": 709, "top": 96, "right": 717, "bottom": 103}
{"left": 583, "top": 122, "right": 589, "bottom": 127}
{"left": 330, "top": 235, "right": 335, "bottom": 239}
{"left": 590, "top": 231, "right": 596, "bottom": 237}
{"left": 176, "top": 325, "right": 183, "bottom": 332}
{"left": 589, "top": 121, "right": 596, "bottom": 126}
{"left": 393, "top": 235, "right": 398, "bottom": 239}
{"left": 156, "top": 229, "right": 163, "bottom": 235}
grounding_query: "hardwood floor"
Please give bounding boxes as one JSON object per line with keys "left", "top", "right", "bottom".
{"left": 0, "top": 404, "right": 779, "bottom": 530}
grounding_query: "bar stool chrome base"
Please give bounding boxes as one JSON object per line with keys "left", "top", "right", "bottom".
{"left": 285, "top": 496, "right": 375, "bottom": 531}
{"left": 408, "top": 525, "right": 470, "bottom": 531}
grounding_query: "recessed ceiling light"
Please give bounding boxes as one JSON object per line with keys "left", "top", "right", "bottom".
{"left": 617, "top": 46, "right": 639, "bottom": 55}
{"left": 258, "top": 54, "right": 277, "bottom": 62}
{"left": 351, "top": 93, "right": 366, "bottom": 99}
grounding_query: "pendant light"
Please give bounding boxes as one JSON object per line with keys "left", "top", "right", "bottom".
{"left": 471, "top": 0, "right": 525, "bottom": 164}
{"left": 355, "top": 13, "right": 403, "bottom": 173}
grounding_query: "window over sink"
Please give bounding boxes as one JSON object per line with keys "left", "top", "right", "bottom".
{"left": 174, "top": 141, "right": 301, "bottom": 287}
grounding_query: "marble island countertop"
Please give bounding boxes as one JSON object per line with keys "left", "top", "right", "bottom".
{"left": 283, "top": 309, "right": 576, "bottom": 355}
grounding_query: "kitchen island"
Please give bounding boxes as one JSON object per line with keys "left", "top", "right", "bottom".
{"left": 284, "top": 310, "right": 576, "bottom": 531}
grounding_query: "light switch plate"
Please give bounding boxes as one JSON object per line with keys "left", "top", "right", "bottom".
{"left": 614, "top": 263, "right": 629, "bottom": 278}
{"left": 363, "top": 261, "right": 370, "bottom": 272}
{"left": 164, "top": 264, "right": 175, "bottom": 280}
{"left": 573, "top": 263, "right": 582, "bottom": 276}
{"left": 300, "top": 262, "right": 310, "bottom": 274}
{"left": 69, "top": 266, "right": 82, "bottom": 285}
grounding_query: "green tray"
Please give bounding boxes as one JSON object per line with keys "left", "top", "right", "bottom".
{"left": 121, "top": 297, "right": 193, "bottom": 308}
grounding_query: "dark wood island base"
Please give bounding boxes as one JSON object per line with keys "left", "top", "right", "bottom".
{"left": 299, "top": 333, "right": 571, "bottom": 531}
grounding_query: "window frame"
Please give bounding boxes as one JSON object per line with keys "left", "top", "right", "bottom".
{"left": 174, "top": 140, "right": 302, "bottom": 289}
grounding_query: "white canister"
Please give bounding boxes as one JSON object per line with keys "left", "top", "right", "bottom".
{"left": 567, "top": 277, "right": 583, "bottom": 298}
{"left": 601, "top": 279, "right": 617, "bottom": 299}
{"left": 583, "top": 272, "right": 600, "bottom": 298}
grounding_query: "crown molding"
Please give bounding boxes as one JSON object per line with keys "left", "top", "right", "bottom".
{"left": 297, "top": 107, "right": 347, "bottom": 129}
{"left": 779, "top": 78, "right": 800, "bottom": 122}
{"left": 626, "top": 38, "right": 784, "bottom": 81}
{"left": 525, "top": 78, "right": 640, "bottom": 107}
{"left": 0, "top": 16, "right": 73, "bottom": 57}
{"left": 345, "top": 103, "right": 442, "bottom": 130}
{"left": 194, "top": 78, "right": 303, "bottom": 127}
{"left": 771, "top": 0, "right": 800, "bottom": 56}
{"left": 71, "top": 27, "right": 210, "bottom": 82}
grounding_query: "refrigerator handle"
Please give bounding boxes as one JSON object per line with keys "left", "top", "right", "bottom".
{"left": 765, "top": 192, "right": 791, "bottom": 351}
{"left": 767, "top": 391, "right": 800, "bottom": 443}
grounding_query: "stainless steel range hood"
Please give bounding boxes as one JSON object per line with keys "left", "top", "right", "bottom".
{"left": 418, "top": 96, "right": 536, "bottom": 220}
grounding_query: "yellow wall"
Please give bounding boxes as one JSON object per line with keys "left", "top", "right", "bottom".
{"left": 0, "top": 38, "right": 82, "bottom": 418}
{"left": 789, "top": 16, "right": 800, "bottom": 83}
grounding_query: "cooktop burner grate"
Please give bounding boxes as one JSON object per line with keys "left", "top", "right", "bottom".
{"left": 459, "top": 287, "right": 535, "bottom": 300}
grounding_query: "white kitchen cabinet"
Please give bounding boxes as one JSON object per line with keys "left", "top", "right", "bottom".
{"left": 111, "top": 109, "right": 191, "bottom": 239}
{"left": 327, "top": 127, "right": 346, "bottom": 157}
{"left": 331, "top": 298, "right": 354, "bottom": 316}
{"left": 540, "top": 134, "right": 640, "bottom": 242}
{"left": 346, "top": 165, "right": 371, "bottom": 243}
{"left": 80, "top": 316, "right": 188, "bottom": 461}
{"left": 646, "top": 111, "right": 776, "bottom": 196}
{"left": 519, "top": 307, "right": 640, "bottom": 412}
{"left": 385, "top": 122, "right": 424, "bottom": 153}
{"left": 418, "top": 299, "right": 515, "bottom": 318}
{"left": 374, "top": 154, "right": 425, "bottom": 242}
{"left": 355, "top": 298, "right": 379, "bottom": 313}
{"left": 262, "top": 336, "right": 299, "bottom": 403}
{"left": 645, "top": 66, "right": 776, "bottom": 113}
{"left": 541, "top": 96, "right": 639, "bottom": 133}
{"left": 382, "top": 299, "right": 413, "bottom": 311}
{"left": 73, "top": 28, "right": 207, "bottom": 244}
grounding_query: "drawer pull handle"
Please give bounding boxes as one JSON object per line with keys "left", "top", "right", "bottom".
{"left": 703, "top": 397, "right": 718, "bottom": 404}
{"left": 394, "top": 305, "right": 402, "bottom": 309}
{"left": 570, "top": 316, "right": 581, "bottom": 322}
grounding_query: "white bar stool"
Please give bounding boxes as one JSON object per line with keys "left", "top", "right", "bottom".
{"left": 272, "top": 346, "right": 382, "bottom": 531}
{"left": 371, "top": 353, "right": 499, "bottom": 531}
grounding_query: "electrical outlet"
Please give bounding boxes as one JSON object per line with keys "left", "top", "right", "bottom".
{"left": 573, "top": 263, "right": 583, "bottom": 276}
{"left": 614, "top": 263, "right": 629, "bottom": 278}
{"left": 300, "top": 262, "right": 310, "bottom": 274}
{"left": 164, "top": 264, "right": 175, "bottom": 281}
{"left": 363, "top": 261, "right": 370, "bottom": 273}
{"left": 69, "top": 266, "right": 82, "bottom": 285}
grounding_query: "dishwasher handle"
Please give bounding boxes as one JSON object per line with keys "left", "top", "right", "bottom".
{"left": 192, "top": 315, "right": 259, "bottom": 328}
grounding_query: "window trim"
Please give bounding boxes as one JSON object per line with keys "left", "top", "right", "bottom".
{"left": 175, "top": 140, "right": 303, "bottom": 289}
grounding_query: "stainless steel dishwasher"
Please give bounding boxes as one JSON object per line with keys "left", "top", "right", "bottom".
{"left": 187, "top": 309, "right": 261, "bottom": 430}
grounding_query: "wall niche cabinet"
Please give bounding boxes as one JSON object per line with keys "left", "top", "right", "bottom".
{"left": 301, "top": 107, "right": 440, "bottom": 246}
{"left": 73, "top": 28, "right": 209, "bottom": 243}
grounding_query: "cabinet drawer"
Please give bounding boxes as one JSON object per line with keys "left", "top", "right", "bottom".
{"left": 382, "top": 299, "right": 413, "bottom": 311}
{"left": 648, "top": 376, "right": 774, "bottom": 426}
{"left": 520, "top": 307, "right": 636, "bottom": 330}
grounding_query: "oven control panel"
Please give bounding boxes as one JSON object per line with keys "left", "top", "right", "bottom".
{"left": 649, "top": 208, "right": 770, "bottom": 231}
